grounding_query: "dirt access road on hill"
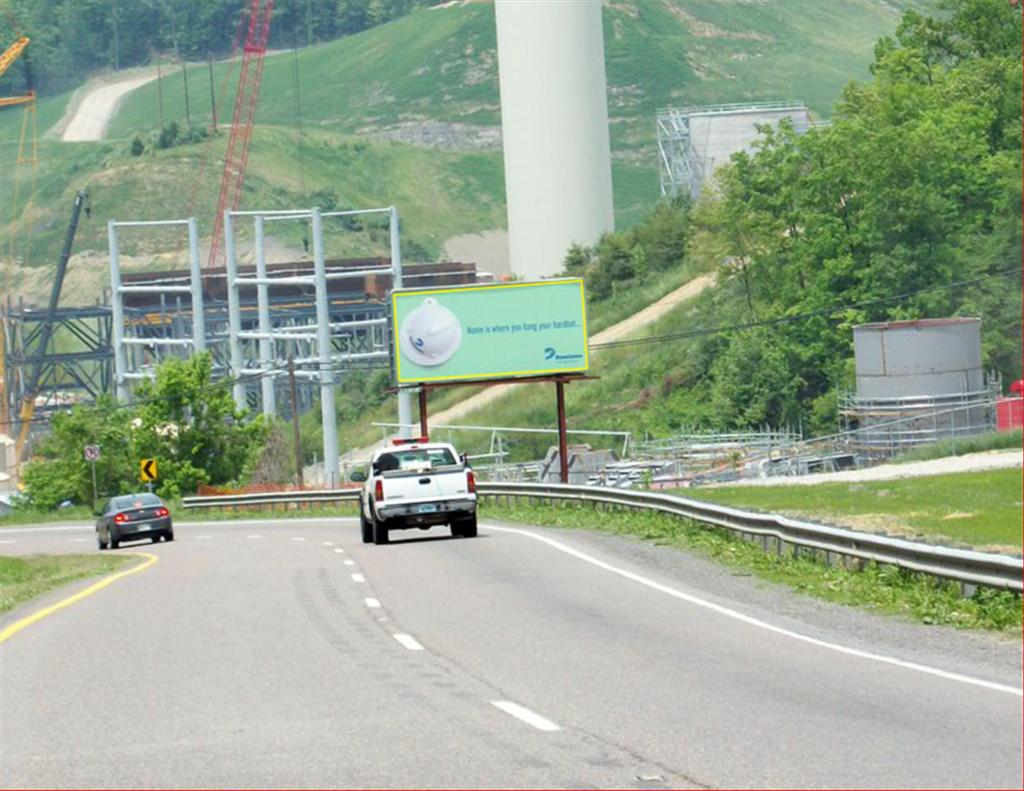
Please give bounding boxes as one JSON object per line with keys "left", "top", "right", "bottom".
{"left": 60, "top": 68, "right": 162, "bottom": 142}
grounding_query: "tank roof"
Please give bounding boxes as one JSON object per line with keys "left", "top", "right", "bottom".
{"left": 854, "top": 317, "right": 980, "bottom": 331}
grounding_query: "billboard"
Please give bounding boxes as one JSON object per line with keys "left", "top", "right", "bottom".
{"left": 391, "top": 279, "right": 588, "bottom": 384}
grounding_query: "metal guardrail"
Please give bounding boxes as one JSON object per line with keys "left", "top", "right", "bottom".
{"left": 181, "top": 483, "right": 1023, "bottom": 592}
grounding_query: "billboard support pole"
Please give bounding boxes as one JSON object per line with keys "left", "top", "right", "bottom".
{"left": 419, "top": 387, "right": 429, "bottom": 438}
{"left": 556, "top": 380, "right": 569, "bottom": 484}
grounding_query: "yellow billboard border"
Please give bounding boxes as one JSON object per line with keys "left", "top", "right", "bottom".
{"left": 391, "top": 279, "right": 589, "bottom": 384}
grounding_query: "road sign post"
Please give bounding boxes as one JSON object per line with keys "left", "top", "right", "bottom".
{"left": 140, "top": 458, "right": 157, "bottom": 489}
{"left": 84, "top": 445, "right": 101, "bottom": 508}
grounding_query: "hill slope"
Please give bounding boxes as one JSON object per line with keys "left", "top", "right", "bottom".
{"left": 108, "top": 0, "right": 912, "bottom": 149}
{"left": 1, "top": 0, "right": 915, "bottom": 303}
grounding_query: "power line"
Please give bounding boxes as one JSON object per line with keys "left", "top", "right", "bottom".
{"left": 590, "top": 266, "right": 1021, "bottom": 352}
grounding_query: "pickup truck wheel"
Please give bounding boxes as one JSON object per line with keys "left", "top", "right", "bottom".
{"left": 360, "top": 513, "right": 373, "bottom": 544}
{"left": 453, "top": 515, "right": 477, "bottom": 538}
{"left": 373, "top": 517, "right": 390, "bottom": 545}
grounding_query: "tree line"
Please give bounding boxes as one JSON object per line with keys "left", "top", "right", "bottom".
{"left": 0, "top": 0, "right": 434, "bottom": 97}
{"left": 567, "top": 0, "right": 1021, "bottom": 435}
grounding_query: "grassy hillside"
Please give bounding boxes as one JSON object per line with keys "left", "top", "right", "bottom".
{"left": 109, "top": 1, "right": 911, "bottom": 149}
{"left": 0, "top": 125, "right": 656, "bottom": 300}
{"left": 2, "top": 0, "right": 913, "bottom": 302}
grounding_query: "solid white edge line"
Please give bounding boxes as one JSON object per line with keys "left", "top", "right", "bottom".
{"left": 393, "top": 633, "right": 424, "bottom": 651}
{"left": 365, "top": 598, "right": 381, "bottom": 608}
{"left": 351, "top": 573, "right": 365, "bottom": 583}
{"left": 490, "top": 700, "right": 560, "bottom": 732}
{"left": 482, "top": 522, "right": 1023, "bottom": 698}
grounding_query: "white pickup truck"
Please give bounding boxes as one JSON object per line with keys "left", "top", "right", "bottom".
{"left": 355, "top": 438, "right": 477, "bottom": 545}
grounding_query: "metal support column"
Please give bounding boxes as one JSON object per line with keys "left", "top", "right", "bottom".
{"left": 254, "top": 215, "right": 275, "bottom": 416}
{"left": 312, "top": 208, "right": 340, "bottom": 487}
{"left": 223, "top": 212, "right": 246, "bottom": 411}
{"left": 187, "top": 218, "right": 206, "bottom": 354}
{"left": 107, "top": 222, "right": 129, "bottom": 401}
{"left": 391, "top": 206, "right": 412, "bottom": 438}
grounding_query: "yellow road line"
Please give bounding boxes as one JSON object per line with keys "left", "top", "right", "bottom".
{"left": 0, "top": 553, "right": 159, "bottom": 644}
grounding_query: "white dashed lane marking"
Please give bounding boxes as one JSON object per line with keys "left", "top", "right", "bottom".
{"left": 322, "top": 542, "right": 334, "bottom": 546}
{"left": 246, "top": 535, "right": 262, "bottom": 539}
{"left": 365, "top": 598, "right": 381, "bottom": 609}
{"left": 490, "top": 701, "right": 560, "bottom": 732}
{"left": 343, "top": 559, "right": 355, "bottom": 567}
{"left": 333, "top": 548, "right": 345, "bottom": 554}
{"left": 393, "top": 633, "right": 424, "bottom": 651}
{"left": 291, "top": 537, "right": 305, "bottom": 542}
{"left": 351, "top": 573, "right": 365, "bottom": 583}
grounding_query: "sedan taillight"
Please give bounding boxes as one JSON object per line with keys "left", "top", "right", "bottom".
{"left": 156, "top": 507, "right": 169, "bottom": 517}
{"left": 113, "top": 513, "right": 127, "bottom": 523}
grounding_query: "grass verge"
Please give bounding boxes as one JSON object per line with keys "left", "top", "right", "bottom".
{"left": 679, "top": 468, "right": 1023, "bottom": 551}
{"left": 0, "top": 554, "right": 136, "bottom": 615}
{"left": 482, "top": 501, "right": 1022, "bottom": 632}
{"left": 892, "top": 429, "right": 1022, "bottom": 463}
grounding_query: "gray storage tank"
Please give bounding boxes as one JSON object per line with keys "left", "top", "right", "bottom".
{"left": 853, "top": 318, "right": 983, "bottom": 399}
{"left": 846, "top": 318, "right": 995, "bottom": 455}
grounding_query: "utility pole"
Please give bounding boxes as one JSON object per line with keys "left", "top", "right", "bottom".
{"left": 157, "top": 61, "right": 165, "bottom": 130}
{"left": 112, "top": 0, "right": 120, "bottom": 71}
{"left": 208, "top": 54, "right": 217, "bottom": 131}
{"left": 181, "top": 58, "right": 192, "bottom": 127}
{"left": 288, "top": 355, "right": 304, "bottom": 487}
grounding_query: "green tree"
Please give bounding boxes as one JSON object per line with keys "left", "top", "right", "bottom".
{"left": 131, "top": 353, "right": 266, "bottom": 497}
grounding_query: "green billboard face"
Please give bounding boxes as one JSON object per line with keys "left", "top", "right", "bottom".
{"left": 391, "top": 279, "right": 588, "bottom": 384}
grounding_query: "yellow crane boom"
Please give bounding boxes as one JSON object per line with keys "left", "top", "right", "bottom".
{"left": 0, "top": 34, "right": 29, "bottom": 77}
{"left": 0, "top": 34, "right": 33, "bottom": 106}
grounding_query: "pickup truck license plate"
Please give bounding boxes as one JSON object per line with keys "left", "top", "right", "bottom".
{"left": 417, "top": 504, "right": 438, "bottom": 514}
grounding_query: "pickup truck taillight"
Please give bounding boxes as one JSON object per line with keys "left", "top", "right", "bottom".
{"left": 466, "top": 470, "right": 476, "bottom": 494}
{"left": 374, "top": 479, "right": 384, "bottom": 501}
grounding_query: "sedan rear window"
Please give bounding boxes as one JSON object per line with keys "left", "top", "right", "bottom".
{"left": 113, "top": 494, "right": 162, "bottom": 509}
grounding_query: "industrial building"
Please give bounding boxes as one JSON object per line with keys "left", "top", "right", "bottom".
{"left": 657, "top": 101, "right": 815, "bottom": 200}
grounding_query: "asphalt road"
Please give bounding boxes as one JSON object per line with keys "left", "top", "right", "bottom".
{"left": 1, "top": 517, "right": 1021, "bottom": 789}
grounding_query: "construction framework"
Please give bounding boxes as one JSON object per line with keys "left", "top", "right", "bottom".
{"left": 1, "top": 301, "right": 113, "bottom": 423}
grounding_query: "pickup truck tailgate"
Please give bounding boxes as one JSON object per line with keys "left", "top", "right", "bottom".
{"left": 381, "top": 468, "right": 468, "bottom": 504}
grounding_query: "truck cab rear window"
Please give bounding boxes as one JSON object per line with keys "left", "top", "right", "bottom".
{"left": 377, "top": 448, "right": 457, "bottom": 472}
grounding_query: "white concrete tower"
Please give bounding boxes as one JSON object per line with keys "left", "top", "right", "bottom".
{"left": 495, "top": 0, "right": 615, "bottom": 279}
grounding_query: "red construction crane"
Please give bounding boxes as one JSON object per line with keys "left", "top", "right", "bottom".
{"left": 206, "top": 0, "right": 274, "bottom": 268}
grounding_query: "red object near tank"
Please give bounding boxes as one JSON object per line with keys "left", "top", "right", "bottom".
{"left": 996, "top": 398, "right": 1024, "bottom": 431}
{"left": 1009, "top": 379, "right": 1024, "bottom": 395}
